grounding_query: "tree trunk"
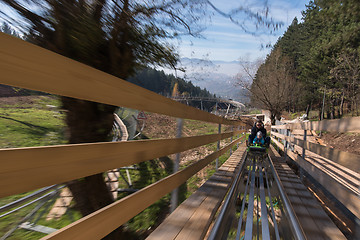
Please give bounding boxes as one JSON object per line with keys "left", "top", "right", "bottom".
{"left": 339, "top": 92, "right": 344, "bottom": 117}
{"left": 61, "top": 96, "right": 116, "bottom": 216}
{"left": 270, "top": 112, "right": 276, "bottom": 125}
{"left": 331, "top": 98, "right": 336, "bottom": 119}
{"left": 305, "top": 102, "right": 311, "bottom": 119}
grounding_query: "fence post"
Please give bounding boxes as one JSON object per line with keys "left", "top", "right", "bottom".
{"left": 302, "top": 130, "right": 307, "bottom": 159}
{"left": 276, "top": 129, "right": 279, "bottom": 152}
{"left": 284, "top": 128, "right": 289, "bottom": 161}
{"left": 170, "top": 118, "right": 183, "bottom": 212}
{"left": 300, "top": 129, "right": 307, "bottom": 180}
{"left": 216, "top": 124, "right": 221, "bottom": 170}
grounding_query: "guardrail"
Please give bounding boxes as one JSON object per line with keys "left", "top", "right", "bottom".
{"left": 271, "top": 118, "right": 360, "bottom": 220}
{"left": 0, "top": 32, "right": 246, "bottom": 239}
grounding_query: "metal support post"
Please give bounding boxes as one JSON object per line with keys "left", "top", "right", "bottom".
{"left": 230, "top": 126, "right": 233, "bottom": 155}
{"left": 126, "top": 169, "right": 132, "bottom": 187}
{"left": 225, "top": 103, "right": 230, "bottom": 117}
{"left": 216, "top": 124, "right": 221, "bottom": 170}
{"left": 237, "top": 126, "right": 240, "bottom": 149}
{"left": 170, "top": 118, "right": 183, "bottom": 212}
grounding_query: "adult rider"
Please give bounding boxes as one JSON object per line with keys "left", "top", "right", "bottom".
{"left": 248, "top": 119, "right": 270, "bottom": 146}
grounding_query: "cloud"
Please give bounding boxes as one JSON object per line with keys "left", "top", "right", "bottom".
{"left": 172, "top": 0, "right": 309, "bottom": 62}
{"left": 178, "top": 44, "right": 268, "bottom": 62}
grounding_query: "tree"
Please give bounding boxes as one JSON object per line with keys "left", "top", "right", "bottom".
{"left": 237, "top": 48, "right": 298, "bottom": 124}
{"left": 259, "top": 0, "right": 360, "bottom": 120}
{"left": 298, "top": 0, "right": 360, "bottom": 118}
{"left": 330, "top": 51, "right": 360, "bottom": 116}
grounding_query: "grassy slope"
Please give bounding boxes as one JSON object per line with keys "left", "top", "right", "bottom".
{"left": 0, "top": 96, "right": 74, "bottom": 240}
{"left": 0, "top": 96, "right": 66, "bottom": 148}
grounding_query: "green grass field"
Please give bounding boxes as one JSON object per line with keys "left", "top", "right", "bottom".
{"left": 0, "top": 95, "right": 75, "bottom": 239}
{"left": 0, "top": 96, "right": 66, "bottom": 148}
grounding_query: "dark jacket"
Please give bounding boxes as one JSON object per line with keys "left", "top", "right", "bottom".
{"left": 250, "top": 124, "right": 267, "bottom": 138}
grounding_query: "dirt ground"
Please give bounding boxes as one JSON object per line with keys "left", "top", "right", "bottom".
{"left": 320, "top": 132, "right": 360, "bottom": 155}
{"left": 0, "top": 96, "right": 38, "bottom": 106}
{"left": 140, "top": 112, "right": 177, "bottom": 139}
{"left": 141, "top": 113, "right": 232, "bottom": 188}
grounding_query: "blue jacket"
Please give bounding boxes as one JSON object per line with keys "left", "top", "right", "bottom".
{"left": 253, "top": 137, "right": 265, "bottom": 145}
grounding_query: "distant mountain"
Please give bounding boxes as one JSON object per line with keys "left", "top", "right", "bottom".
{"left": 184, "top": 72, "right": 249, "bottom": 104}
{"left": 165, "top": 58, "right": 251, "bottom": 103}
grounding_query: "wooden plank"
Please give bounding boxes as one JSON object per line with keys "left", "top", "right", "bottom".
{"left": 291, "top": 130, "right": 313, "bottom": 135}
{"left": 146, "top": 187, "right": 211, "bottom": 240}
{"left": 41, "top": 138, "right": 243, "bottom": 240}
{"left": 0, "top": 33, "right": 241, "bottom": 126}
{"left": 271, "top": 139, "right": 360, "bottom": 219}
{"left": 269, "top": 148, "right": 346, "bottom": 239}
{"left": 0, "top": 131, "right": 243, "bottom": 198}
{"left": 271, "top": 117, "right": 360, "bottom": 133}
{"left": 19, "top": 222, "right": 58, "bottom": 234}
{"left": 279, "top": 173, "right": 345, "bottom": 239}
{"left": 271, "top": 131, "right": 360, "bottom": 173}
{"left": 272, "top": 132, "right": 360, "bottom": 193}
{"left": 291, "top": 144, "right": 359, "bottom": 192}
{"left": 175, "top": 151, "right": 246, "bottom": 240}
{"left": 272, "top": 136, "right": 359, "bottom": 195}
{"left": 46, "top": 187, "right": 73, "bottom": 220}
{"left": 174, "top": 175, "right": 232, "bottom": 240}
{"left": 147, "top": 146, "right": 247, "bottom": 240}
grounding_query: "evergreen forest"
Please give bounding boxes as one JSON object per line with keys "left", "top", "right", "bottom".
{"left": 250, "top": 0, "right": 360, "bottom": 123}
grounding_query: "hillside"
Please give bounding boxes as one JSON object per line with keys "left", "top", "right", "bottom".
{"left": 127, "top": 68, "right": 214, "bottom": 98}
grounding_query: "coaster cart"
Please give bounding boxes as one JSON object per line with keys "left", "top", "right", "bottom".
{"left": 246, "top": 142, "right": 268, "bottom": 162}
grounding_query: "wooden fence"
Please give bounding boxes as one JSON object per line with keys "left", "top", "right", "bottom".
{"left": 271, "top": 118, "right": 360, "bottom": 220}
{"left": 0, "top": 32, "right": 245, "bottom": 239}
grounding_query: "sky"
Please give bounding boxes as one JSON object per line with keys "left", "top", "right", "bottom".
{"left": 176, "top": 0, "right": 309, "bottom": 62}
{"left": 0, "top": 0, "right": 309, "bottom": 63}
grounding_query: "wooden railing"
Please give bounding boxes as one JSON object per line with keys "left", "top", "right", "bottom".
{"left": 0, "top": 32, "right": 246, "bottom": 239}
{"left": 271, "top": 118, "right": 360, "bottom": 220}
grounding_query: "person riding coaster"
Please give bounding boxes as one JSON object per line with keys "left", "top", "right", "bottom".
{"left": 247, "top": 131, "right": 268, "bottom": 153}
{"left": 253, "top": 131, "right": 265, "bottom": 145}
{"left": 247, "top": 120, "right": 270, "bottom": 147}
